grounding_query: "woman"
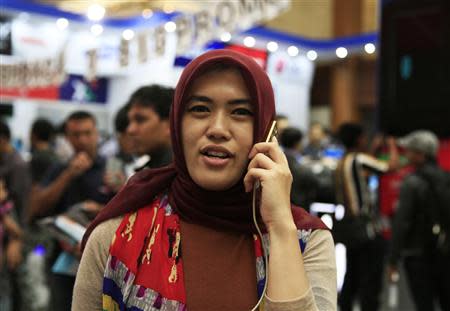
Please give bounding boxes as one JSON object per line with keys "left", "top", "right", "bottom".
{"left": 73, "top": 50, "right": 336, "bottom": 311}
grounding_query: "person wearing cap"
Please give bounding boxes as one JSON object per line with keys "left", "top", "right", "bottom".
{"left": 387, "top": 130, "right": 450, "bottom": 311}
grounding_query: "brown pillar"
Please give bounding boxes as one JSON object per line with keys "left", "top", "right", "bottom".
{"left": 331, "top": 59, "right": 360, "bottom": 130}
{"left": 331, "top": 0, "right": 363, "bottom": 131}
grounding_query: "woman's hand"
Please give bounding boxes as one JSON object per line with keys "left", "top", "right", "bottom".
{"left": 244, "top": 137, "right": 295, "bottom": 233}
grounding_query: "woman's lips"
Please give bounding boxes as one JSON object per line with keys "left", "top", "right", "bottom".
{"left": 199, "top": 145, "right": 234, "bottom": 168}
{"left": 201, "top": 153, "right": 231, "bottom": 168}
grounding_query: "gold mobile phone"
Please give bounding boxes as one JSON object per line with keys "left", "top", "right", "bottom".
{"left": 252, "top": 121, "right": 278, "bottom": 191}
{"left": 264, "top": 121, "right": 278, "bottom": 143}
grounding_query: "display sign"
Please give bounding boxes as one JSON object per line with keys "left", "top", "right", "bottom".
{"left": 59, "top": 74, "right": 108, "bottom": 104}
{"left": 0, "top": 73, "right": 108, "bottom": 104}
{"left": 226, "top": 44, "right": 268, "bottom": 68}
{"left": 1, "top": 0, "right": 291, "bottom": 80}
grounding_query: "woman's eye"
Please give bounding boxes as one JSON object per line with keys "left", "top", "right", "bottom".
{"left": 233, "top": 108, "right": 254, "bottom": 116}
{"left": 188, "top": 105, "right": 209, "bottom": 113}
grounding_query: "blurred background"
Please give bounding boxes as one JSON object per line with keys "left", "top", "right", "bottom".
{"left": 1, "top": 0, "right": 449, "bottom": 310}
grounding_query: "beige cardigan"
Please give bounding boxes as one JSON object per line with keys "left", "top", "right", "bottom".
{"left": 72, "top": 217, "right": 337, "bottom": 311}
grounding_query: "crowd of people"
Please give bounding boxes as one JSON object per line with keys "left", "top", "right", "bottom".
{"left": 0, "top": 50, "right": 448, "bottom": 311}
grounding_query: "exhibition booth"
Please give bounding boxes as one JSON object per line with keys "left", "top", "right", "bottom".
{"left": 0, "top": 0, "right": 379, "bottom": 154}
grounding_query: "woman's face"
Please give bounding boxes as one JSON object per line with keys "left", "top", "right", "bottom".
{"left": 181, "top": 68, "right": 254, "bottom": 191}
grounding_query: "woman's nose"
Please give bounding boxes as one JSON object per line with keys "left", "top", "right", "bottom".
{"left": 206, "top": 113, "right": 231, "bottom": 140}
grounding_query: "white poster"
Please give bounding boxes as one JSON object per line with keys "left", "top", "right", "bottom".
{"left": 267, "top": 52, "right": 315, "bottom": 131}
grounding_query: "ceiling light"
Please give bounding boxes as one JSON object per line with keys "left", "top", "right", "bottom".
{"left": 267, "top": 41, "right": 278, "bottom": 52}
{"left": 90, "top": 24, "right": 103, "bottom": 36}
{"left": 87, "top": 4, "right": 105, "bottom": 22}
{"left": 164, "top": 21, "right": 176, "bottom": 33}
{"left": 287, "top": 46, "right": 299, "bottom": 57}
{"left": 307, "top": 50, "right": 318, "bottom": 61}
{"left": 364, "top": 43, "right": 376, "bottom": 54}
{"left": 122, "top": 29, "right": 135, "bottom": 41}
{"left": 142, "top": 9, "right": 153, "bottom": 19}
{"left": 243, "top": 36, "right": 255, "bottom": 48}
{"left": 336, "top": 47, "right": 348, "bottom": 58}
{"left": 56, "top": 18, "right": 69, "bottom": 30}
{"left": 220, "top": 32, "right": 231, "bottom": 42}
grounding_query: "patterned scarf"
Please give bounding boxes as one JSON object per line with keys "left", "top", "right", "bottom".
{"left": 102, "top": 195, "right": 314, "bottom": 311}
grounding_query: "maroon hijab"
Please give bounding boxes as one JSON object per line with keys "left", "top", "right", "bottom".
{"left": 83, "top": 49, "right": 325, "bottom": 249}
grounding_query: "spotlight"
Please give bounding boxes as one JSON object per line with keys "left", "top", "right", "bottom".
{"left": 267, "top": 41, "right": 278, "bottom": 52}
{"left": 336, "top": 47, "right": 348, "bottom": 58}
{"left": 287, "top": 46, "right": 299, "bottom": 57}
{"left": 307, "top": 50, "right": 318, "bottom": 61}
{"left": 220, "top": 32, "right": 231, "bottom": 42}
{"left": 87, "top": 4, "right": 105, "bottom": 22}
{"left": 164, "top": 21, "right": 176, "bottom": 33}
{"left": 364, "top": 43, "right": 376, "bottom": 54}
{"left": 122, "top": 29, "right": 135, "bottom": 41}
{"left": 243, "top": 36, "right": 256, "bottom": 48}
{"left": 90, "top": 24, "right": 103, "bottom": 36}
{"left": 56, "top": 18, "right": 69, "bottom": 30}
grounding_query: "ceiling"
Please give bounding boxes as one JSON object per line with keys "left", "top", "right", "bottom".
{"left": 38, "top": 0, "right": 190, "bottom": 17}
{"left": 34, "top": 0, "right": 379, "bottom": 39}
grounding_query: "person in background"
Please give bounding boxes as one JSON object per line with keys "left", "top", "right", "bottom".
{"left": 275, "top": 114, "right": 289, "bottom": 137}
{"left": 387, "top": 130, "right": 449, "bottom": 311}
{"left": 0, "top": 120, "right": 31, "bottom": 223}
{"left": 113, "top": 105, "right": 135, "bottom": 167}
{"left": 334, "top": 122, "right": 399, "bottom": 311}
{"left": 280, "top": 126, "right": 319, "bottom": 211}
{"left": 0, "top": 121, "right": 31, "bottom": 310}
{"left": 29, "top": 118, "right": 58, "bottom": 185}
{"left": 103, "top": 105, "right": 136, "bottom": 193}
{"left": 29, "top": 111, "right": 116, "bottom": 310}
{"left": 73, "top": 49, "right": 336, "bottom": 311}
{"left": 0, "top": 179, "right": 24, "bottom": 311}
{"left": 303, "top": 121, "right": 328, "bottom": 160}
{"left": 53, "top": 121, "right": 74, "bottom": 164}
{"left": 126, "top": 85, "right": 174, "bottom": 170}
{"left": 21, "top": 118, "right": 59, "bottom": 311}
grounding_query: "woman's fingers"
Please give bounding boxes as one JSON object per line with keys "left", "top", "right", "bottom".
{"left": 243, "top": 168, "right": 268, "bottom": 192}
{"left": 248, "top": 153, "right": 275, "bottom": 171}
{"left": 248, "top": 138, "right": 287, "bottom": 165}
{"left": 245, "top": 137, "right": 291, "bottom": 192}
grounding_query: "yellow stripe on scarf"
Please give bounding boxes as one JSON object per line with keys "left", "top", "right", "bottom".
{"left": 102, "top": 294, "right": 120, "bottom": 311}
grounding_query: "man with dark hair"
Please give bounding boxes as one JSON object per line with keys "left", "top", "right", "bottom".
{"left": 280, "top": 126, "right": 303, "bottom": 151}
{"left": 388, "top": 130, "right": 450, "bottom": 311}
{"left": 127, "top": 85, "right": 174, "bottom": 169}
{"left": 30, "top": 118, "right": 57, "bottom": 184}
{"left": 29, "top": 111, "right": 115, "bottom": 310}
{"left": 334, "top": 122, "right": 398, "bottom": 311}
{"left": 114, "top": 104, "right": 134, "bottom": 163}
{"left": 275, "top": 114, "right": 289, "bottom": 136}
{"left": 101, "top": 105, "right": 136, "bottom": 193}
{"left": 280, "top": 127, "right": 319, "bottom": 210}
